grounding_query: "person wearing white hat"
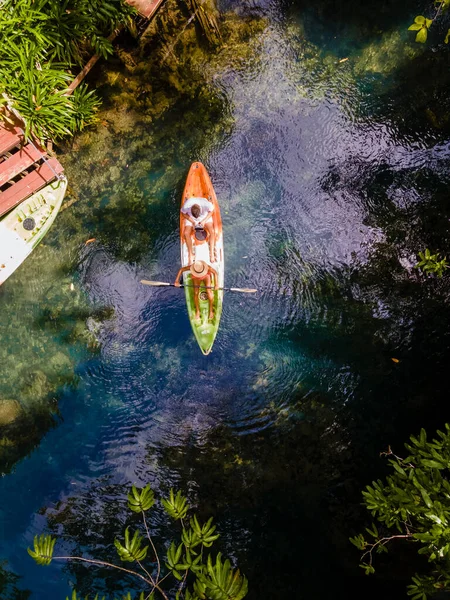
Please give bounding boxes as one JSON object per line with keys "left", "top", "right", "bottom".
{"left": 174, "top": 260, "right": 219, "bottom": 321}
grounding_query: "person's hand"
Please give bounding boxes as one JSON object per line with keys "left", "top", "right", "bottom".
{"left": 174, "top": 281, "right": 181, "bottom": 288}
{"left": 215, "top": 284, "right": 220, "bottom": 291}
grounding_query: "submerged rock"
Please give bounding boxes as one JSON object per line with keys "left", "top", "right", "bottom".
{"left": 0, "top": 400, "right": 23, "bottom": 426}
{"left": 20, "top": 371, "right": 52, "bottom": 405}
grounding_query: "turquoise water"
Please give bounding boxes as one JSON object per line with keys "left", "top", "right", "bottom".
{"left": 1, "top": 1, "right": 450, "bottom": 598}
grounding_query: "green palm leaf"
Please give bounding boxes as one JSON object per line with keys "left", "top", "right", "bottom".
{"left": 114, "top": 528, "right": 149, "bottom": 563}
{"left": 115, "top": 593, "right": 147, "bottom": 600}
{"left": 190, "top": 516, "right": 220, "bottom": 548}
{"left": 197, "top": 553, "right": 248, "bottom": 600}
{"left": 165, "top": 541, "right": 185, "bottom": 581}
{"left": 66, "top": 591, "right": 105, "bottom": 600}
{"left": 127, "top": 484, "right": 155, "bottom": 513}
{"left": 161, "top": 489, "right": 189, "bottom": 520}
{"left": 27, "top": 533, "right": 56, "bottom": 566}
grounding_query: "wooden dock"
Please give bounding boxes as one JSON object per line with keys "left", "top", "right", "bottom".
{"left": 67, "top": 0, "right": 166, "bottom": 95}
{"left": 0, "top": 112, "right": 64, "bottom": 218}
{"left": 127, "top": 0, "right": 165, "bottom": 18}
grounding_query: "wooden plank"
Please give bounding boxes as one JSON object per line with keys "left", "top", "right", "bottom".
{"left": 67, "top": 54, "right": 103, "bottom": 95}
{"left": 0, "top": 127, "right": 24, "bottom": 155}
{"left": 67, "top": 0, "right": 166, "bottom": 93}
{"left": 126, "top": 0, "right": 165, "bottom": 18}
{"left": 67, "top": 30, "right": 120, "bottom": 94}
{"left": 0, "top": 159, "right": 64, "bottom": 218}
{"left": 0, "top": 144, "right": 44, "bottom": 187}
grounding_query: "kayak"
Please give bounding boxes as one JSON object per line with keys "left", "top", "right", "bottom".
{"left": 180, "top": 162, "right": 224, "bottom": 355}
{"left": 0, "top": 176, "right": 67, "bottom": 285}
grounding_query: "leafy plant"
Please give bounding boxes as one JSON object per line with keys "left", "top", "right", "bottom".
{"left": 415, "top": 248, "right": 449, "bottom": 277}
{"left": 161, "top": 489, "right": 189, "bottom": 520}
{"left": 28, "top": 484, "right": 248, "bottom": 600}
{"left": 350, "top": 424, "right": 450, "bottom": 598}
{"left": 71, "top": 84, "right": 102, "bottom": 133}
{"left": 114, "top": 528, "right": 149, "bottom": 563}
{"left": 128, "top": 484, "right": 155, "bottom": 513}
{"left": 65, "top": 592, "right": 147, "bottom": 600}
{"left": 408, "top": 0, "right": 450, "bottom": 44}
{"left": 408, "top": 16, "right": 433, "bottom": 43}
{"left": 27, "top": 533, "right": 56, "bottom": 566}
{"left": 0, "top": 0, "right": 136, "bottom": 140}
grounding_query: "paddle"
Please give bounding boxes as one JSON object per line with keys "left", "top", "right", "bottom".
{"left": 140, "top": 280, "right": 257, "bottom": 293}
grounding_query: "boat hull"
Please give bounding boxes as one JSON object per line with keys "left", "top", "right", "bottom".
{"left": 0, "top": 177, "right": 67, "bottom": 285}
{"left": 180, "top": 162, "right": 224, "bottom": 355}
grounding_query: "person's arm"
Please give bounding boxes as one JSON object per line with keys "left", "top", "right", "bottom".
{"left": 209, "top": 266, "right": 220, "bottom": 290}
{"left": 197, "top": 212, "right": 211, "bottom": 226}
{"left": 174, "top": 266, "right": 190, "bottom": 287}
{"left": 197, "top": 201, "right": 214, "bottom": 226}
{"left": 183, "top": 211, "right": 197, "bottom": 225}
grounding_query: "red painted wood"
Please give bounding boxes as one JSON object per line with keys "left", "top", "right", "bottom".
{"left": 0, "top": 159, "right": 64, "bottom": 218}
{"left": 0, "top": 144, "right": 44, "bottom": 187}
{"left": 127, "top": 0, "right": 164, "bottom": 18}
{"left": 0, "top": 127, "right": 23, "bottom": 155}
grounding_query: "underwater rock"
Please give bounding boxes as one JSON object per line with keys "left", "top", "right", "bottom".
{"left": 20, "top": 370, "right": 52, "bottom": 404}
{"left": 45, "top": 352, "right": 73, "bottom": 379}
{"left": 116, "top": 47, "right": 138, "bottom": 72}
{"left": 0, "top": 400, "right": 23, "bottom": 426}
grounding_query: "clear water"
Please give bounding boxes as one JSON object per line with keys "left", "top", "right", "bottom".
{"left": 1, "top": 1, "right": 450, "bottom": 598}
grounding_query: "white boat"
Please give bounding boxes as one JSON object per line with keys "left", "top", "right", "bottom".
{"left": 0, "top": 177, "right": 67, "bottom": 285}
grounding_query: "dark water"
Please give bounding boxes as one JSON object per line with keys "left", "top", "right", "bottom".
{"left": 1, "top": 1, "right": 450, "bottom": 598}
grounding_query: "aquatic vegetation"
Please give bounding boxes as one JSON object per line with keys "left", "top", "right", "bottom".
{"left": 415, "top": 248, "right": 449, "bottom": 278}
{"left": 29, "top": 484, "right": 248, "bottom": 600}
{"left": 353, "top": 30, "right": 422, "bottom": 76}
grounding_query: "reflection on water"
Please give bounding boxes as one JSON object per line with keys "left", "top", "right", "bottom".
{"left": 1, "top": 0, "right": 450, "bottom": 598}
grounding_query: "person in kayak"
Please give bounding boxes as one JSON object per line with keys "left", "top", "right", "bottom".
{"left": 181, "top": 196, "right": 215, "bottom": 264}
{"left": 174, "top": 260, "right": 219, "bottom": 321}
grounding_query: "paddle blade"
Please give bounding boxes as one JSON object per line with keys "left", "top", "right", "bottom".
{"left": 229, "top": 287, "right": 258, "bottom": 293}
{"left": 141, "top": 280, "right": 172, "bottom": 286}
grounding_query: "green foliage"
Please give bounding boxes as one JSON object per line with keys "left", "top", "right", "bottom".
{"left": 0, "top": 0, "right": 135, "bottom": 140}
{"left": 28, "top": 483, "right": 248, "bottom": 600}
{"left": 66, "top": 592, "right": 105, "bottom": 600}
{"left": 27, "top": 534, "right": 56, "bottom": 566}
{"left": 408, "top": 0, "right": 450, "bottom": 44}
{"left": 190, "top": 516, "right": 220, "bottom": 548}
{"left": 408, "top": 16, "right": 433, "bottom": 43}
{"left": 161, "top": 489, "right": 189, "bottom": 520}
{"left": 165, "top": 541, "right": 186, "bottom": 581}
{"left": 194, "top": 554, "right": 248, "bottom": 600}
{"left": 0, "top": 40, "right": 73, "bottom": 141}
{"left": 65, "top": 592, "right": 146, "bottom": 600}
{"left": 127, "top": 484, "right": 155, "bottom": 513}
{"left": 415, "top": 249, "right": 449, "bottom": 277}
{"left": 114, "top": 528, "right": 149, "bottom": 563}
{"left": 351, "top": 424, "right": 450, "bottom": 597}
{"left": 71, "top": 84, "right": 101, "bottom": 134}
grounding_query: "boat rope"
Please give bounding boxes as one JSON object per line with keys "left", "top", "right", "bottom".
{"left": 21, "top": 133, "right": 65, "bottom": 182}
